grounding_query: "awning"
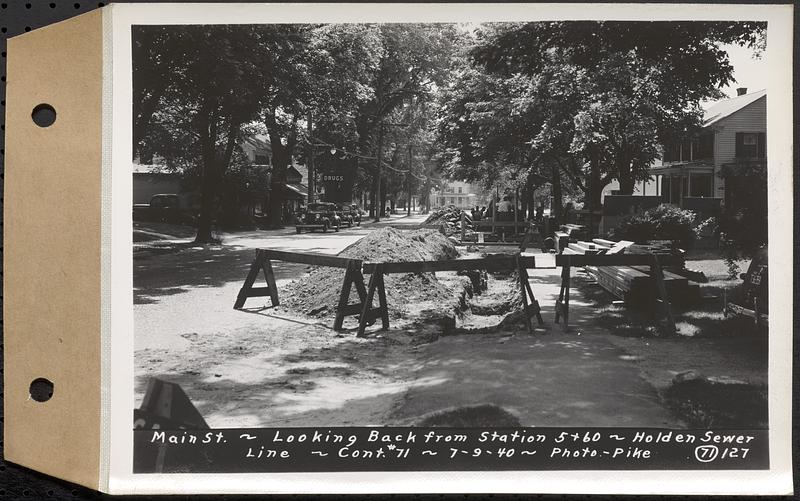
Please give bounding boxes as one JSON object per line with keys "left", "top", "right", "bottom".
{"left": 282, "top": 183, "right": 308, "bottom": 200}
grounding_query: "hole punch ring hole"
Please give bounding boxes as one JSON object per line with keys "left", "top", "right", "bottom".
{"left": 29, "top": 378, "right": 54, "bottom": 402}
{"left": 31, "top": 103, "right": 56, "bottom": 128}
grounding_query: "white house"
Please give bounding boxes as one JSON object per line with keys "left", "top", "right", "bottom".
{"left": 652, "top": 88, "right": 766, "bottom": 207}
{"left": 431, "top": 180, "right": 488, "bottom": 209}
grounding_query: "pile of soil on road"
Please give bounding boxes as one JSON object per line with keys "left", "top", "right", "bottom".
{"left": 280, "top": 227, "right": 462, "bottom": 319}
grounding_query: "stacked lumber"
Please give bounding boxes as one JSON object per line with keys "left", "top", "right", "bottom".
{"left": 583, "top": 264, "right": 690, "bottom": 305}
{"left": 566, "top": 237, "right": 695, "bottom": 305}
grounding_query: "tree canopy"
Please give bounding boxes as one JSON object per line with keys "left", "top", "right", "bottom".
{"left": 438, "top": 21, "right": 766, "bottom": 221}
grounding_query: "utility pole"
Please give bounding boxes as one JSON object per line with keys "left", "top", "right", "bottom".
{"left": 374, "top": 122, "right": 384, "bottom": 222}
{"left": 407, "top": 144, "right": 412, "bottom": 216}
{"left": 306, "top": 112, "right": 315, "bottom": 204}
{"left": 588, "top": 147, "right": 597, "bottom": 239}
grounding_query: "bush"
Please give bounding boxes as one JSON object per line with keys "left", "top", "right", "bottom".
{"left": 611, "top": 204, "right": 697, "bottom": 247}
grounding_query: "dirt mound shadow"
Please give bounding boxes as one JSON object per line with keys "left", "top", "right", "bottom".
{"left": 415, "top": 404, "right": 521, "bottom": 427}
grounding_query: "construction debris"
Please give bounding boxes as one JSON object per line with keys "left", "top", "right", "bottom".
{"left": 424, "top": 205, "right": 472, "bottom": 235}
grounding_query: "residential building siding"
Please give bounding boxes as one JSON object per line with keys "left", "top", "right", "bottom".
{"left": 711, "top": 96, "right": 767, "bottom": 197}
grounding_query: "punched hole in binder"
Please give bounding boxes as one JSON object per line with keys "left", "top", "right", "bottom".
{"left": 29, "top": 378, "right": 54, "bottom": 402}
{"left": 31, "top": 103, "right": 56, "bottom": 127}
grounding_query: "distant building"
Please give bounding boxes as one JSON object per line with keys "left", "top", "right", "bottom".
{"left": 431, "top": 180, "right": 487, "bottom": 209}
{"left": 133, "top": 133, "right": 309, "bottom": 217}
{"left": 132, "top": 163, "right": 198, "bottom": 207}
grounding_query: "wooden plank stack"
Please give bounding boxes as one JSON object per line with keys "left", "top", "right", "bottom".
{"left": 566, "top": 238, "right": 694, "bottom": 305}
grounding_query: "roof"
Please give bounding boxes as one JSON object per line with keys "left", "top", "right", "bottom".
{"left": 702, "top": 89, "right": 766, "bottom": 127}
{"left": 132, "top": 163, "right": 171, "bottom": 174}
{"left": 292, "top": 159, "right": 308, "bottom": 183}
{"left": 241, "top": 134, "right": 271, "bottom": 153}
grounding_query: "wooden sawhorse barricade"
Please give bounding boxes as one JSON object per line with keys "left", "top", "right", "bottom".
{"left": 233, "top": 249, "right": 378, "bottom": 332}
{"left": 359, "top": 254, "right": 543, "bottom": 337}
{"left": 234, "top": 249, "right": 544, "bottom": 338}
{"left": 554, "top": 253, "right": 682, "bottom": 335}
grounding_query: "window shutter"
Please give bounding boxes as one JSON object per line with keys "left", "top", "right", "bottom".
{"left": 757, "top": 132, "right": 766, "bottom": 158}
{"left": 735, "top": 132, "right": 744, "bottom": 158}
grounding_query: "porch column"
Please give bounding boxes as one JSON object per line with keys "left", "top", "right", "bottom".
{"left": 666, "top": 175, "right": 671, "bottom": 203}
{"left": 687, "top": 174, "right": 692, "bottom": 198}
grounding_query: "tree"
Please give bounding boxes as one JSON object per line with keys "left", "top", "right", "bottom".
{"left": 133, "top": 25, "right": 304, "bottom": 241}
{"left": 350, "top": 24, "right": 463, "bottom": 220}
{"left": 470, "top": 21, "right": 766, "bottom": 196}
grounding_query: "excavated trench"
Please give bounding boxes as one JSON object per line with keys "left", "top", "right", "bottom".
{"left": 390, "top": 266, "right": 528, "bottom": 346}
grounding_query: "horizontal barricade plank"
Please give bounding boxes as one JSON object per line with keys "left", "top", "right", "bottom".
{"left": 262, "top": 249, "right": 359, "bottom": 268}
{"left": 472, "top": 221, "right": 532, "bottom": 228}
{"left": 363, "top": 255, "right": 536, "bottom": 274}
{"left": 555, "top": 254, "right": 682, "bottom": 267}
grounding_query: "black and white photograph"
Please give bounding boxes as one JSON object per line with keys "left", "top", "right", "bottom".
{"left": 129, "top": 13, "right": 779, "bottom": 476}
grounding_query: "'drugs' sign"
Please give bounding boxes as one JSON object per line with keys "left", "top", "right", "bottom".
{"left": 321, "top": 159, "right": 356, "bottom": 203}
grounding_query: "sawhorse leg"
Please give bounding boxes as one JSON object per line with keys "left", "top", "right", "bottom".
{"left": 517, "top": 255, "right": 544, "bottom": 334}
{"left": 650, "top": 255, "right": 676, "bottom": 335}
{"left": 357, "top": 264, "right": 390, "bottom": 337}
{"left": 554, "top": 262, "right": 571, "bottom": 331}
{"left": 333, "top": 260, "right": 369, "bottom": 331}
{"left": 234, "top": 249, "right": 279, "bottom": 309}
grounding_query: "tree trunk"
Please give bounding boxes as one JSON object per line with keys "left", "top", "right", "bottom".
{"left": 373, "top": 123, "right": 384, "bottom": 222}
{"left": 268, "top": 143, "right": 288, "bottom": 228}
{"left": 306, "top": 112, "right": 315, "bottom": 204}
{"left": 407, "top": 145, "right": 412, "bottom": 216}
{"left": 195, "top": 137, "right": 218, "bottom": 243}
{"left": 551, "top": 163, "right": 563, "bottom": 224}
{"left": 616, "top": 155, "right": 635, "bottom": 195}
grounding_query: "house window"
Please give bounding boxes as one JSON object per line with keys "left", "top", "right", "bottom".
{"left": 697, "top": 133, "right": 714, "bottom": 159}
{"left": 255, "top": 154, "right": 269, "bottom": 165}
{"left": 458, "top": 186, "right": 462, "bottom": 194}
{"left": 735, "top": 132, "right": 765, "bottom": 159}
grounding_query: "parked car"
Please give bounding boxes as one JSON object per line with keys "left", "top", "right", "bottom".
{"left": 133, "top": 194, "right": 197, "bottom": 225}
{"left": 295, "top": 202, "right": 341, "bottom": 233}
{"left": 336, "top": 203, "right": 358, "bottom": 228}
{"left": 724, "top": 246, "right": 768, "bottom": 328}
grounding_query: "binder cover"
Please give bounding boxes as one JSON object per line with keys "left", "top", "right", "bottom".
{"left": 1, "top": 3, "right": 794, "bottom": 495}
{"left": 4, "top": 8, "right": 104, "bottom": 490}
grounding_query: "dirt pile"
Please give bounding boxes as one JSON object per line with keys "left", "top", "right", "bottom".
{"left": 280, "top": 227, "right": 461, "bottom": 319}
{"left": 424, "top": 205, "right": 473, "bottom": 235}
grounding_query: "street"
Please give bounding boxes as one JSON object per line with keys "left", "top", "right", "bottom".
{"left": 133, "top": 217, "right": 701, "bottom": 428}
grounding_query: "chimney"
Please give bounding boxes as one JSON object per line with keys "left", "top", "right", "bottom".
{"left": 736, "top": 87, "right": 747, "bottom": 96}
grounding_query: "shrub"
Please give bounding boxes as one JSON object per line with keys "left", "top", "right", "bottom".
{"left": 611, "top": 204, "right": 697, "bottom": 247}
